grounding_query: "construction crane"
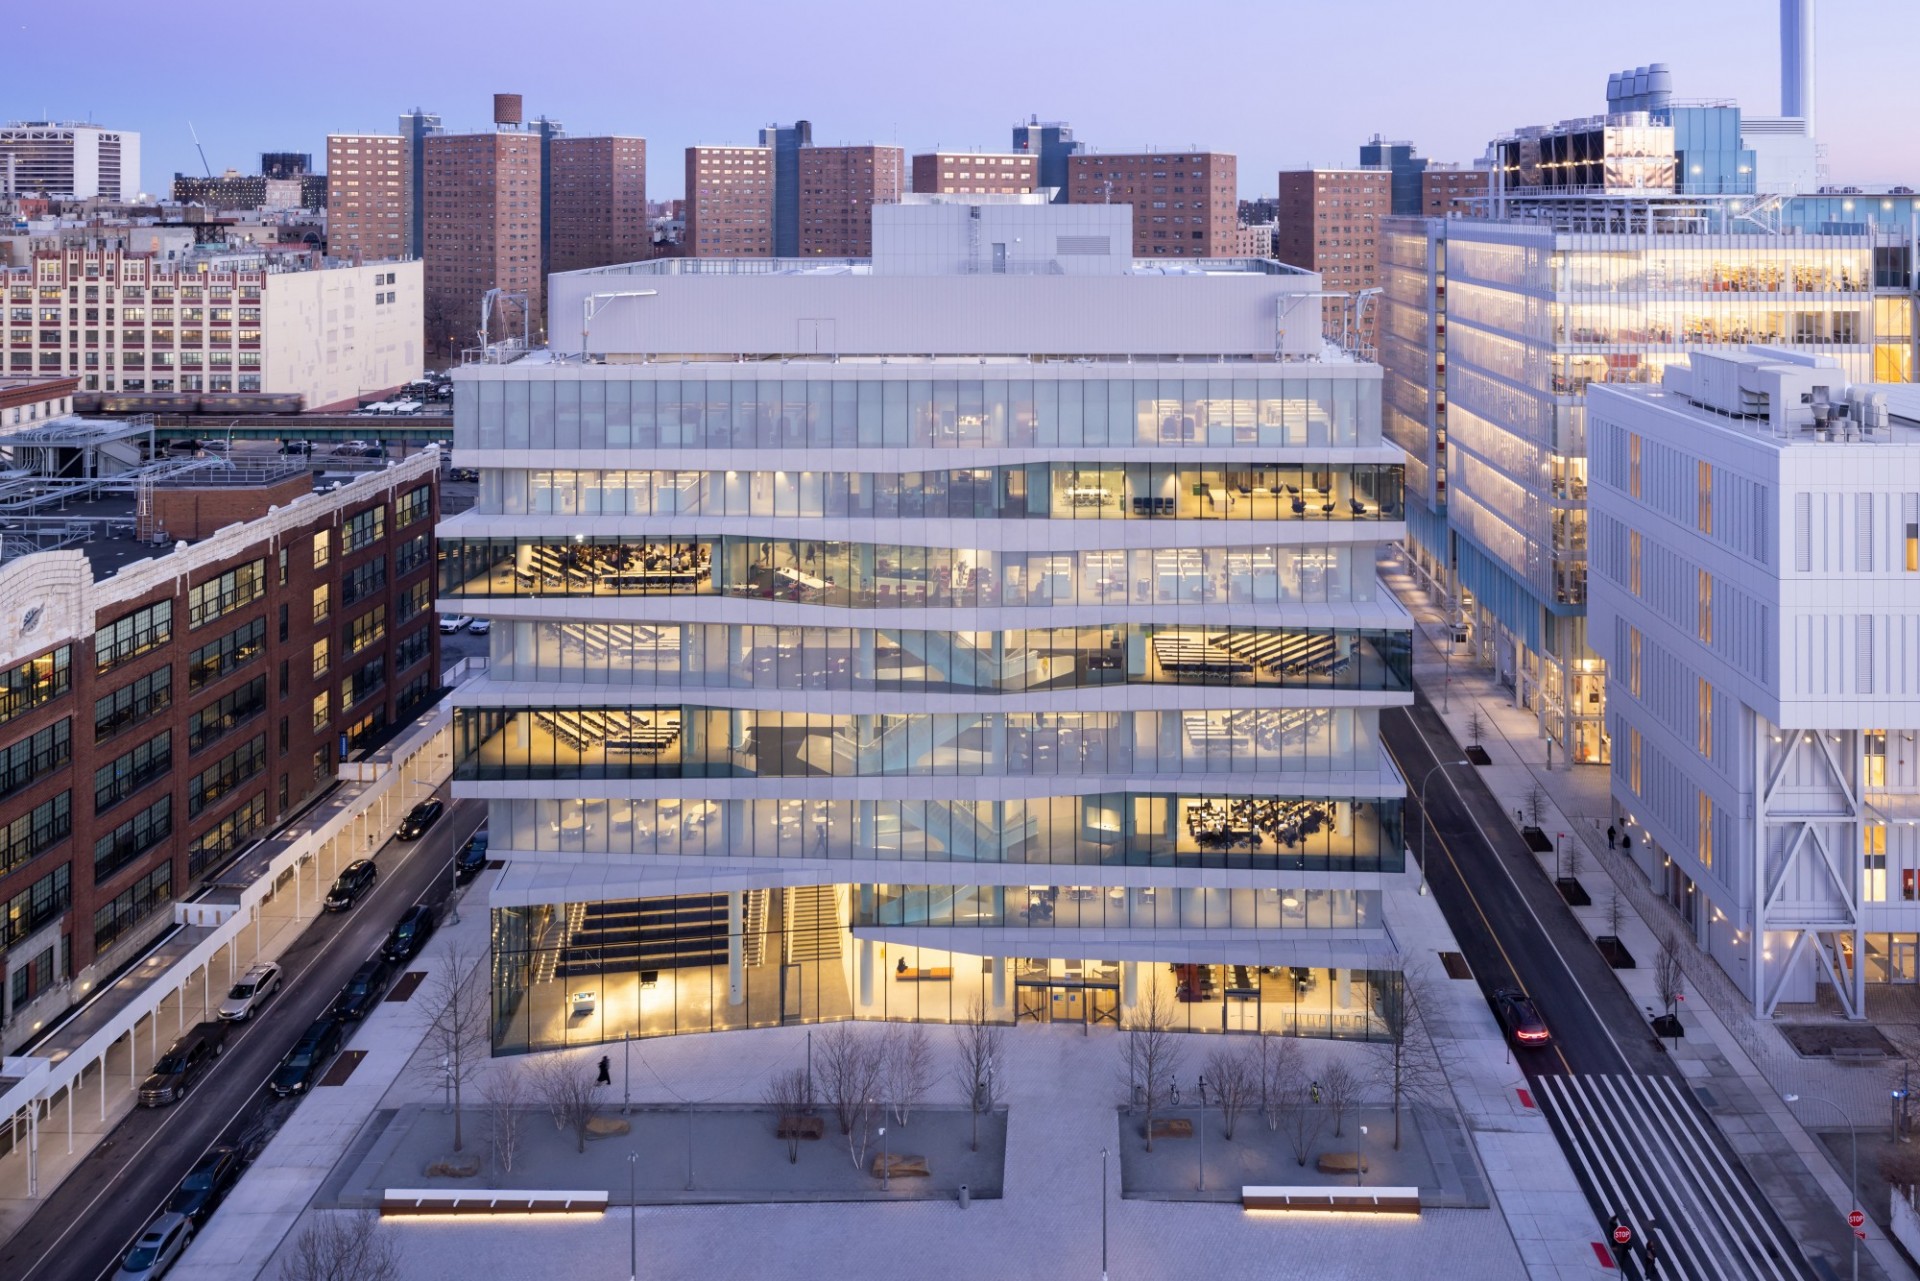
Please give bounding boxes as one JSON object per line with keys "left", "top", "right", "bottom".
{"left": 187, "top": 121, "right": 212, "bottom": 177}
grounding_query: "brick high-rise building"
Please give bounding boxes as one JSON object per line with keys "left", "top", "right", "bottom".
{"left": 326, "top": 134, "right": 407, "bottom": 263}
{"left": 798, "top": 145, "right": 904, "bottom": 257}
{"left": 1274, "top": 168, "right": 1389, "bottom": 350}
{"left": 1066, "top": 151, "right": 1237, "bottom": 257}
{"left": 911, "top": 151, "right": 1037, "bottom": 195}
{"left": 1422, "top": 164, "right": 1490, "bottom": 216}
{"left": 550, "top": 136, "right": 649, "bottom": 273}
{"left": 684, "top": 146, "right": 773, "bottom": 258}
{"left": 422, "top": 130, "right": 543, "bottom": 356}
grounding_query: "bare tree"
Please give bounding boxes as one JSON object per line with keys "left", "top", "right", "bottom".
{"left": 1320, "top": 1061, "right": 1359, "bottom": 1138}
{"left": 1255, "top": 1033, "right": 1303, "bottom": 1133}
{"left": 1465, "top": 710, "right": 1486, "bottom": 749}
{"left": 953, "top": 997, "right": 1007, "bottom": 1153}
{"left": 1280, "top": 1067, "right": 1327, "bottom": 1167}
{"left": 1605, "top": 890, "right": 1625, "bottom": 939}
{"left": 1523, "top": 784, "right": 1548, "bottom": 829}
{"left": 1564, "top": 834, "right": 1584, "bottom": 881}
{"left": 415, "top": 943, "right": 489, "bottom": 1153}
{"left": 1120, "top": 986, "right": 1186, "bottom": 1153}
{"left": 882, "top": 1023, "right": 936, "bottom": 1126}
{"left": 763, "top": 1066, "right": 813, "bottom": 1165}
{"left": 481, "top": 1062, "right": 528, "bottom": 1174}
{"left": 279, "top": 1209, "right": 399, "bottom": 1281}
{"left": 1204, "top": 1043, "right": 1256, "bottom": 1141}
{"left": 1654, "top": 934, "right": 1683, "bottom": 1022}
{"left": 528, "top": 1054, "right": 599, "bottom": 1153}
{"left": 817, "top": 1023, "right": 884, "bottom": 1138}
{"left": 1366, "top": 971, "right": 1451, "bottom": 1150}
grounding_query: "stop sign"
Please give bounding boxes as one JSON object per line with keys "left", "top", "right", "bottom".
{"left": 1613, "top": 1224, "right": 1633, "bottom": 1245}
{"left": 1849, "top": 1209, "right": 1865, "bottom": 1229}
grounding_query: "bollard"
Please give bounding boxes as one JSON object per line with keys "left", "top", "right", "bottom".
{"left": 958, "top": 1184, "right": 970, "bottom": 1210}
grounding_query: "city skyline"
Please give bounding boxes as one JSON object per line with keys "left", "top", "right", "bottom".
{"left": 14, "top": 0, "right": 1918, "bottom": 202}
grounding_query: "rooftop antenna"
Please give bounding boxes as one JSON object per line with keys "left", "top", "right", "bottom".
{"left": 188, "top": 121, "right": 212, "bottom": 177}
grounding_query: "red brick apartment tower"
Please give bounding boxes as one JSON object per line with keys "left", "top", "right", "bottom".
{"left": 798, "top": 145, "right": 905, "bottom": 257}
{"left": 550, "top": 136, "right": 649, "bottom": 273}
{"left": 325, "top": 134, "right": 406, "bottom": 262}
{"left": 1423, "top": 165, "right": 1490, "bottom": 215}
{"left": 1275, "top": 168, "right": 1390, "bottom": 350}
{"left": 910, "top": 152, "right": 1038, "bottom": 195}
{"left": 684, "top": 146, "right": 774, "bottom": 257}
{"left": 1066, "top": 151, "right": 1238, "bottom": 257}
{"left": 421, "top": 130, "right": 543, "bottom": 356}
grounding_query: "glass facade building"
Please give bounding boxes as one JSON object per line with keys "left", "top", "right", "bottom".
{"left": 451, "top": 210, "right": 1414, "bottom": 1054}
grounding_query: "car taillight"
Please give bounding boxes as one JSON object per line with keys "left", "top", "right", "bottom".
{"left": 1519, "top": 1028, "right": 1547, "bottom": 1041}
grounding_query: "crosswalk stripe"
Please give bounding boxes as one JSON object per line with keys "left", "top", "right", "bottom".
{"left": 1537, "top": 1074, "right": 1809, "bottom": 1281}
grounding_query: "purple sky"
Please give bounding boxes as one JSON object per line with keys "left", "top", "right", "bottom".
{"left": 16, "top": 0, "right": 1918, "bottom": 197}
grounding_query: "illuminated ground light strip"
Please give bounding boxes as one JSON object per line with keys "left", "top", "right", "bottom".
{"left": 379, "top": 1190, "right": 610, "bottom": 1217}
{"left": 1240, "top": 1186, "right": 1422, "bottom": 1216}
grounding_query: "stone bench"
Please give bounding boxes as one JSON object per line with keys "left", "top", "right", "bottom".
{"left": 776, "top": 1114, "right": 825, "bottom": 1141}
{"left": 380, "top": 1188, "right": 608, "bottom": 1216}
{"left": 1315, "top": 1152, "right": 1370, "bottom": 1176}
{"left": 1831, "top": 1046, "right": 1887, "bottom": 1066}
{"left": 1241, "top": 1186, "right": 1420, "bottom": 1215}
{"left": 871, "top": 1153, "right": 930, "bottom": 1178}
{"left": 1148, "top": 1117, "right": 1194, "bottom": 1140}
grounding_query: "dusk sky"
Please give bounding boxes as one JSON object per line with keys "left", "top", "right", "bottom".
{"left": 15, "top": 0, "right": 1919, "bottom": 197}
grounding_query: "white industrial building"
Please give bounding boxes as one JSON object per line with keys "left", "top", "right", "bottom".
{"left": 0, "top": 122, "right": 141, "bottom": 200}
{"left": 443, "top": 196, "right": 1419, "bottom": 1053}
{"left": 1589, "top": 348, "right": 1920, "bottom": 1017}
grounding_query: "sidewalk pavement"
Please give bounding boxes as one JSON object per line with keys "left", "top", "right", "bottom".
{"left": 1384, "top": 555, "right": 1917, "bottom": 1281}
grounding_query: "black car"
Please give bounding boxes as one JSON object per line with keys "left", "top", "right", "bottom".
{"left": 167, "top": 1146, "right": 241, "bottom": 1225}
{"left": 269, "top": 1018, "right": 344, "bottom": 1097}
{"left": 1492, "top": 987, "right": 1553, "bottom": 1048}
{"left": 138, "top": 1023, "right": 227, "bottom": 1107}
{"left": 397, "top": 799, "right": 445, "bottom": 841}
{"left": 278, "top": 440, "right": 313, "bottom": 456}
{"left": 324, "top": 859, "right": 378, "bottom": 911}
{"left": 455, "top": 829, "right": 489, "bottom": 882}
{"left": 331, "top": 956, "right": 396, "bottom": 1022}
{"left": 383, "top": 904, "right": 436, "bottom": 960}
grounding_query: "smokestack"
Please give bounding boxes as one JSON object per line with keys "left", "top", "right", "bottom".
{"left": 1781, "top": 0, "right": 1815, "bottom": 133}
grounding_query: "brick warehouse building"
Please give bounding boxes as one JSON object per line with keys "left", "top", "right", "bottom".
{"left": 0, "top": 448, "right": 440, "bottom": 1049}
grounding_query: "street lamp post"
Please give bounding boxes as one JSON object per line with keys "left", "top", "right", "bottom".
{"left": 1100, "top": 1147, "right": 1110, "bottom": 1281}
{"left": 1418, "top": 760, "right": 1471, "bottom": 896}
{"left": 878, "top": 1118, "right": 890, "bottom": 1192}
{"left": 1785, "top": 1093, "right": 1859, "bottom": 1281}
{"left": 627, "top": 1150, "right": 637, "bottom": 1281}
{"left": 622, "top": 1030, "right": 631, "bottom": 1115}
{"left": 1358, "top": 1124, "right": 1369, "bottom": 1187}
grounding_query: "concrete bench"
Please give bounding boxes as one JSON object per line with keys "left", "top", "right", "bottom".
{"left": 1831, "top": 1047, "right": 1888, "bottom": 1065}
{"left": 1315, "top": 1152, "right": 1370, "bottom": 1175}
{"left": 777, "top": 1114, "right": 825, "bottom": 1141}
{"left": 871, "top": 1153, "right": 930, "bottom": 1178}
{"left": 1148, "top": 1118, "right": 1194, "bottom": 1140}
{"left": 380, "top": 1189, "right": 609, "bottom": 1216}
{"left": 1241, "top": 1186, "right": 1420, "bottom": 1215}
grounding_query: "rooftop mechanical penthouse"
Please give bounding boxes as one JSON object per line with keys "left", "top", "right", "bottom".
{"left": 442, "top": 194, "right": 1416, "bottom": 1054}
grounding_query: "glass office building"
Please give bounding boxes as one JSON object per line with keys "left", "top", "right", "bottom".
{"left": 447, "top": 197, "right": 1415, "bottom": 1053}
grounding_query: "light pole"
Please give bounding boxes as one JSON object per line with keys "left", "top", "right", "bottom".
{"left": 1785, "top": 1093, "right": 1859, "bottom": 1281}
{"left": 627, "top": 1150, "right": 637, "bottom": 1281}
{"left": 1357, "top": 1124, "right": 1369, "bottom": 1187}
{"left": 879, "top": 1123, "right": 890, "bottom": 1192}
{"left": 1100, "top": 1147, "right": 1110, "bottom": 1281}
{"left": 622, "top": 1030, "right": 631, "bottom": 1115}
{"left": 1417, "top": 760, "right": 1471, "bottom": 896}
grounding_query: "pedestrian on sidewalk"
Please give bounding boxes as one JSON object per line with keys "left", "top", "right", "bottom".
{"left": 1607, "top": 824, "right": 1617, "bottom": 849}
{"left": 1622, "top": 833, "right": 1632, "bottom": 853}
{"left": 597, "top": 1055, "right": 611, "bottom": 1086}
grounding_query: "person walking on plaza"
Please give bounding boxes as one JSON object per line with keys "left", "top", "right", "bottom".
{"left": 1607, "top": 824, "right": 1617, "bottom": 849}
{"left": 597, "top": 1055, "right": 612, "bottom": 1086}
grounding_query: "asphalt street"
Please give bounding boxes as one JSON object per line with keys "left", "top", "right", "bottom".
{"left": 0, "top": 793, "right": 483, "bottom": 1281}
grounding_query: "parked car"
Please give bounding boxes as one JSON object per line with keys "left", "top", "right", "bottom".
{"left": 138, "top": 1023, "right": 228, "bottom": 1106}
{"left": 217, "top": 962, "right": 282, "bottom": 1022}
{"left": 167, "top": 1146, "right": 241, "bottom": 1225}
{"left": 331, "top": 955, "right": 397, "bottom": 1022}
{"left": 397, "top": 799, "right": 444, "bottom": 840}
{"left": 336, "top": 439, "right": 384, "bottom": 457}
{"left": 455, "top": 829, "right": 490, "bottom": 883}
{"left": 1492, "top": 987, "right": 1552, "bottom": 1048}
{"left": 383, "top": 904, "right": 436, "bottom": 960}
{"left": 438, "top": 614, "right": 474, "bottom": 634}
{"left": 164, "top": 438, "right": 203, "bottom": 454}
{"left": 324, "top": 859, "right": 378, "bottom": 911}
{"left": 279, "top": 440, "right": 313, "bottom": 456}
{"left": 467, "top": 618, "right": 491, "bottom": 635}
{"left": 118, "top": 1212, "right": 193, "bottom": 1279}
{"left": 269, "top": 1017, "right": 344, "bottom": 1097}
{"left": 448, "top": 467, "right": 480, "bottom": 483}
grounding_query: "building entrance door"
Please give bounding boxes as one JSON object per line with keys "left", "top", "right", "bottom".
{"left": 1893, "top": 936, "right": 1918, "bottom": 984}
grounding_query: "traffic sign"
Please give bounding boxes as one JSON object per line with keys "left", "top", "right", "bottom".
{"left": 1613, "top": 1223, "right": 1633, "bottom": 1245}
{"left": 1848, "top": 1209, "right": 1865, "bottom": 1229}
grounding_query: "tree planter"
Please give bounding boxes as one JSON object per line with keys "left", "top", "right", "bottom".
{"left": 1651, "top": 1013, "right": 1683, "bottom": 1039}
{"left": 1520, "top": 826, "right": 1553, "bottom": 853}
{"left": 1594, "top": 936, "right": 1637, "bottom": 969}
{"left": 1555, "top": 877, "right": 1591, "bottom": 907}
{"left": 1464, "top": 746, "right": 1492, "bottom": 765}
